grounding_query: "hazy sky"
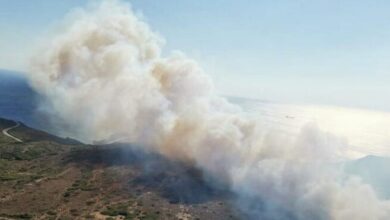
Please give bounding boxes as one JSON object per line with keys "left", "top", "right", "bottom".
{"left": 1, "top": 0, "right": 390, "bottom": 111}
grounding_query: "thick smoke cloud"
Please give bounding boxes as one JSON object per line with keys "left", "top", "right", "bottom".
{"left": 28, "top": 1, "right": 390, "bottom": 219}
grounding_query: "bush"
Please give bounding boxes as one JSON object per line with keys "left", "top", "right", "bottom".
{"left": 47, "top": 210, "right": 57, "bottom": 216}
{"left": 86, "top": 199, "right": 95, "bottom": 205}
{"left": 101, "top": 203, "right": 129, "bottom": 217}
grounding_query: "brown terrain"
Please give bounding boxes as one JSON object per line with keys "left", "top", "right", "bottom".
{"left": 0, "top": 118, "right": 242, "bottom": 220}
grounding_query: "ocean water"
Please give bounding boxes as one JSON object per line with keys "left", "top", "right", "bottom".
{"left": 230, "top": 97, "right": 390, "bottom": 159}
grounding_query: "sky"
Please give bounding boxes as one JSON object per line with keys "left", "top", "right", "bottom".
{"left": 0, "top": 0, "right": 390, "bottom": 111}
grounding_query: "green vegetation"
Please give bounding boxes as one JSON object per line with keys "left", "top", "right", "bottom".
{"left": 46, "top": 210, "right": 57, "bottom": 216}
{"left": 63, "top": 168, "right": 96, "bottom": 198}
{"left": 100, "top": 202, "right": 160, "bottom": 220}
{"left": 141, "top": 212, "right": 159, "bottom": 220}
{"left": 86, "top": 199, "right": 96, "bottom": 205}
{"left": 0, "top": 172, "right": 23, "bottom": 181}
{"left": 76, "top": 170, "right": 96, "bottom": 191}
{"left": 84, "top": 214, "right": 95, "bottom": 218}
{"left": 101, "top": 203, "right": 129, "bottom": 217}
{"left": 0, "top": 213, "right": 33, "bottom": 219}
{"left": 0, "top": 143, "right": 60, "bottom": 161}
{"left": 70, "top": 209, "right": 79, "bottom": 216}
{"left": 0, "top": 170, "right": 41, "bottom": 183}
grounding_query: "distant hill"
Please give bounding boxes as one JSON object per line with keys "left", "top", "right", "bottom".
{"left": 344, "top": 155, "right": 390, "bottom": 199}
{"left": 0, "top": 70, "right": 40, "bottom": 129}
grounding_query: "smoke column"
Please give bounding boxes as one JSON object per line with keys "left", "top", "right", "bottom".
{"left": 28, "top": 1, "right": 390, "bottom": 219}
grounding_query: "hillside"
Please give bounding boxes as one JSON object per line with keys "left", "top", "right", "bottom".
{"left": 0, "top": 71, "right": 39, "bottom": 129}
{"left": 0, "top": 118, "right": 240, "bottom": 220}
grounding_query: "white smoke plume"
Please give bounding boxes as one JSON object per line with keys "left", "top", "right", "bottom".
{"left": 28, "top": 1, "right": 390, "bottom": 219}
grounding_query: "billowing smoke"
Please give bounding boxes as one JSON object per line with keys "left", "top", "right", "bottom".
{"left": 28, "top": 1, "right": 390, "bottom": 219}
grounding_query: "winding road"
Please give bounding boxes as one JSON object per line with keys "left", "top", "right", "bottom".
{"left": 2, "top": 121, "right": 23, "bottom": 142}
